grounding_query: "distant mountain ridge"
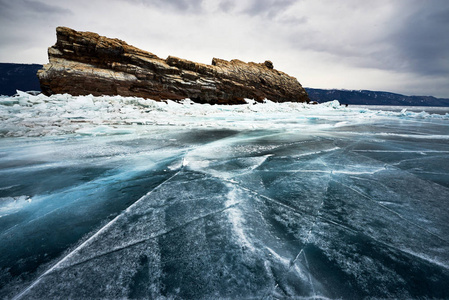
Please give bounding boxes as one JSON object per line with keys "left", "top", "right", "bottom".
{"left": 305, "top": 88, "right": 449, "bottom": 107}
{"left": 1, "top": 63, "right": 448, "bottom": 106}
{"left": 0, "top": 63, "right": 41, "bottom": 96}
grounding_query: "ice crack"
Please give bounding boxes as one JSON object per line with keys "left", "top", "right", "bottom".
{"left": 12, "top": 169, "right": 183, "bottom": 300}
{"left": 334, "top": 179, "right": 449, "bottom": 244}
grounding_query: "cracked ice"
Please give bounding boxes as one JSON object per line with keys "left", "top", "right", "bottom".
{"left": 1, "top": 92, "right": 449, "bottom": 299}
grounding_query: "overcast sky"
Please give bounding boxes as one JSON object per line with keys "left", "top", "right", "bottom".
{"left": 1, "top": 0, "right": 448, "bottom": 97}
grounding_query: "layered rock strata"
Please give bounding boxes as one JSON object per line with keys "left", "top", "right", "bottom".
{"left": 38, "top": 27, "right": 309, "bottom": 104}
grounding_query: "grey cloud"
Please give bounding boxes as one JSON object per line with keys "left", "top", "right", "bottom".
{"left": 127, "top": 0, "right": 203, "bottom": 13}
{"left": 117, "top": 0, "right": 296, "bottom": 18}
{"left": 0, "top": 0, "right": 71, "bottom": 63}
{"left": 389, "top": 0, "right": 449, "bottom": 76}
{"left": 0, "top": 0, "right": 71, "bottom": 20}
{"left": 1, "top": 0, "right": 448, "bottom": 97}
{"left": 0, "top": 0, "right": 17, "bottom": 20}
{"left": 431, "top": 7, "right": 449, "bottom": 23}
{"left": 282, "top": 1, "right": 449, "bottom": 81}
{"left": 24, "top": 0, "right": 72, "bottom": 14}
{"left": 242, "top": 0, "right": 297, "bottom": 18}
{"left": 219, "top": 0, "right": 235, "bottom": 13}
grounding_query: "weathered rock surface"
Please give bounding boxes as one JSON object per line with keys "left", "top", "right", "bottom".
{"left": 38, "top": 27, "right": 309, "bottom": 104}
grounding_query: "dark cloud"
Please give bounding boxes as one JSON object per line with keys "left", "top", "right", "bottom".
{"left": 391, "top": 0, "right": 449, "bottom": 76}
{"left": 0, "top": 0, "right": 18, "bottom": 20}
{"left": 277, "top": 0, "right": 449, "bottom": 87}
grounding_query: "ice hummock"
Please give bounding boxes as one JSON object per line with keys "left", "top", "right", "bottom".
{"left": 1, "top": 91, "right": 448, "bottom": 138}
{"left": 1, "top": 92, "right": 449, "bottom": 299}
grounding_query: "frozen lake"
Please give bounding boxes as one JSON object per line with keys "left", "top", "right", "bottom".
{"left": 1, "top": 93, "right": 449, "bottom": 299}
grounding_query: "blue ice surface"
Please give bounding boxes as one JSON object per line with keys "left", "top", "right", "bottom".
{"left": 0, "top": 99, "right": 449, "bottom": 299}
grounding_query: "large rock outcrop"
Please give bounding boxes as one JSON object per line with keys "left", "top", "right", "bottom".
{"left": 38, "top": 27, "right": 309, "bottom": 104}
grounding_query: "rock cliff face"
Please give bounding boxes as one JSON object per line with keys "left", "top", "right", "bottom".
{"left": 38, "top": 27, "right": 309, "bottom": 104}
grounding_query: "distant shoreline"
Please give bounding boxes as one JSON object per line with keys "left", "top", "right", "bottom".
{"left": 1, "top": 63, "right": 449, "bottom": 106}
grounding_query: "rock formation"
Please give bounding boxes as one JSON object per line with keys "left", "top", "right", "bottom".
{"left": 38, "top": 27, "right": 309, "bottom": 104}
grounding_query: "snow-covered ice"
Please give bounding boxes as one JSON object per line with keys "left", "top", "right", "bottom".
{"left": 1, "top": 92, "right": 449, "bottom": 299}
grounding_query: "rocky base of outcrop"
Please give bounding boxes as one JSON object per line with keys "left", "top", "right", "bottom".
{"left": 38, "top": 27, "right": 309, "bottom": 104}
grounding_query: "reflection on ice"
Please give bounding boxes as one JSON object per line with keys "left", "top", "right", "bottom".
{"left": 0, "top": 93, "right": 449, "bottom": 298}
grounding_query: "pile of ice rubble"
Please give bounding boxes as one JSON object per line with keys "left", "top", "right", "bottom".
{"left": 1, "top": 91, "right": 447, "bottom": 137}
